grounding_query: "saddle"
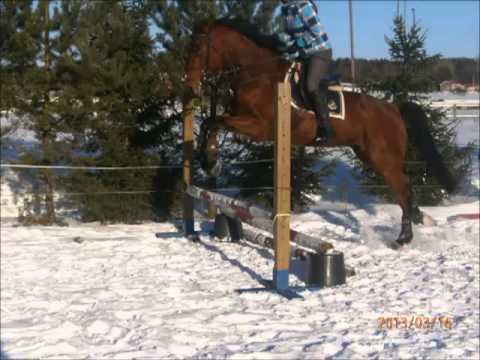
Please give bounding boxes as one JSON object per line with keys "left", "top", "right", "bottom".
{"left": 288, "top": 65, "right": 346, "bottom": 120}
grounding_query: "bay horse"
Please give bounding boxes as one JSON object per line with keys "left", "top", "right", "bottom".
{"left": 184, "top": 19, "right": 456, "bottom": 248}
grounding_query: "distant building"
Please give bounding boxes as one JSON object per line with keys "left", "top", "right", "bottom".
{"left": 467, "top": 85, "right": 480, "bottom": 93}
{"left": 439, "top": 81, "right": 467, "bottom": 92}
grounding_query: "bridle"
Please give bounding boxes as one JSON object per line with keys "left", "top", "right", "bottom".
{"left": 193, "top": 26, "right": 290, "bottom": 89}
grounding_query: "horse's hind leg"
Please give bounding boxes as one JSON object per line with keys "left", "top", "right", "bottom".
{"left": 353, "top": 147, "right": 421, "bottom": 247}
{"left": 380, "top": 168, "right": 425, "bottom": 246}
{"left": 379, "top": 169, "right": 415, "bottom": 245}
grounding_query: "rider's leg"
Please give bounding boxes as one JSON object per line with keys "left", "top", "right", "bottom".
{"left": 305, "top": 49, "right": 334, "bottom": 142}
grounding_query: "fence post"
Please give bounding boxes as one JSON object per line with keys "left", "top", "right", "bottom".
{"left": 207, "top": 130, "right": 218, "bottom": 219}
{"left": 183, "top": 99, "right": 195, "bottom": 235}
{"left": 207, "top": 87, "right": 219, "bottom": 219}
{"left": 273, "top": 82, "right": 291, "bottom": 290}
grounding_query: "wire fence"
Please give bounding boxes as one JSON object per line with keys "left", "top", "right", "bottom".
{"left": 0, "top": 164, "right": 182, "bottom": 170}
{"left": 2, "top": 164, "right": 473, "bottom": 199}
{"left": 3, "top": 139, "right": 479, "bottom": 172}
{"left": 2, "top": 158, "right": 478, "bottom": 224}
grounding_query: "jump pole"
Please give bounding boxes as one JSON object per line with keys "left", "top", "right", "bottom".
{"left": 186, "top": 185, "right": 333, "bottom": 253}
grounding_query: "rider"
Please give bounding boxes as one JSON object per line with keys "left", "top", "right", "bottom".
{"left": 277, "top": 0, "right": 334, "bottom": 144}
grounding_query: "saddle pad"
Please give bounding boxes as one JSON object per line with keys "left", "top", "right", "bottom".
{"left": 326, "top": 85, "right": 345, "bottom": 120}
{"left": 291, "top": 85, "right": 345, "bottom": 120}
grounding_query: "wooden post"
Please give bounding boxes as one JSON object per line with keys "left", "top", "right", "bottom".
{"left": 207, "top": 130, "right": 218, "bottom": 219}
{"left": 206, "top": 85, "right": 218, "bottom": 219}
{"left": 348, "top": 0, "right": 356, "bottom": 83}
{"left": 273, "top": 82, "right": 291, "bottom": 290}
{"left": 183, "top": 99, "right": 195, "bottom": 235}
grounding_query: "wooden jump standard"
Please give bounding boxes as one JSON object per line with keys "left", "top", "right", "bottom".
{"left": 273, "top": 82, "right": 291, "bottom": 290}
{"left": 183, "top": 83, "right": 341, "bottom": 296}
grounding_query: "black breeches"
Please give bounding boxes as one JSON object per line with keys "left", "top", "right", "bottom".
{"left": 301, "top": 49, "right": 333, "bottom": 95}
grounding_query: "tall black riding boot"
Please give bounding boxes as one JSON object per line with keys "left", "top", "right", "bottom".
{"left": 311, "top": 87, "right": 334, "bottom": 144}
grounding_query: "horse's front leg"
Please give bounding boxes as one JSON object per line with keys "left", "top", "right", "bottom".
{"left": 197, "top": 118, "right": 222, "bottom": 176}
{"left": 221, "top": 83, "right": 275, "bottom": 141}
{"left": 219, "top": 113, "right": 273, "bottom": 142}
{"left": 196, "top": 113, "right": 271, "bottom": 176}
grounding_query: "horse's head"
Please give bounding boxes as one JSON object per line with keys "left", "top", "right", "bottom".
{"left": 185, "top": 19, "right": 288, "bottom": 99}
{"left": 185, "top": 23, "right": 224, "bottom": 97}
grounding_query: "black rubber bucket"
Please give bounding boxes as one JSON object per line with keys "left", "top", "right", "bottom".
{"left": 308, "top": 251, "right": 346, "bottom": 287}
{"left": 214, "top": 214, "right": 229, "bottom": 239}
{"left": 213, "top": 214, "right": 242, "bottom": 242}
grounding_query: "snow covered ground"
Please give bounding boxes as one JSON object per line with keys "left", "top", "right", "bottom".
{"left": 1, "top": 199, "right": 479, "bottom": 359}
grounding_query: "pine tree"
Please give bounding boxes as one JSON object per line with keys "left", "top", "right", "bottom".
{"left": 1, "top": 0, "right": 75, "bottom": 224}
{"left": 354, "top": 15, "right": 473, "bottom": 205}
{"left": 56, "top": 0, "right": 177, "bottom": 223}
{"left": 0, "top": 1, "right": 24, "bottom": 140}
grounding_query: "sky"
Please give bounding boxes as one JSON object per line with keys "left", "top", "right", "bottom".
{"left": 314, "top": 0, "right": 479, "bottom": 59}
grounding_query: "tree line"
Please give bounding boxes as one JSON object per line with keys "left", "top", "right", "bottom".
{"left": 334, "top": 57, "right": 479, "bottom": 86}
{"left": 1, "top": 1, "right": 474, "bottom": 224}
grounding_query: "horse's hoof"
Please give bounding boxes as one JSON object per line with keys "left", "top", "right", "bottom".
{"left": 395, "top": 232, "right": 412, "bottom": 247}
{"left": 389, "top": 240, "right": 403, "bottom": 250}
{"left": 396, "top": 224, "right": 413, "bottom": 246}
{"left": 396, "top": 236, "right": 412, "bottom": 245}
{"left": 390, "top": 238, "right": 412, "bottom": 250}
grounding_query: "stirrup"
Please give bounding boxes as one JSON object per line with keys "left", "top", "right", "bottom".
{"left": 315, "top": 137, "right": 329, "bottom": 146}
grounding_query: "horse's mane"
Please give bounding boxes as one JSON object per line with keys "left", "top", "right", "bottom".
{"left": 199, "top": 18, "right": 283, "bottom": 53}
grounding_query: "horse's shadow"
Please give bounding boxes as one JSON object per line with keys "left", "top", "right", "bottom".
{"left": 372, "top": 224, "right": 400, "bottom": 248}
{"left": 307, "top": 208, "right": 363, "bottom": 244}
{"left": 317, "top": 159, "right": 380, "bottom": 215}
{"left": 196, "top": 237, "right": 269, "bottom": 285}
{"left": 196, "top": 220, "right": 310, "bottom": 285}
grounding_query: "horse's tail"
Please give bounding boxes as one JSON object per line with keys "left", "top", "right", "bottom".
{"left": 399, "top": 101, "right": 456, "bottom": 193}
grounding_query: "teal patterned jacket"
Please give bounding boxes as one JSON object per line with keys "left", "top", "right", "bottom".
{"left": 276, "top": 0, "right": 331, "bottom": 61}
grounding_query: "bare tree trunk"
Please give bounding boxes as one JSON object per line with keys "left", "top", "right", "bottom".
{"left": 42, "top": 170, "right": 56, "bottom": 221}
{"left": 41, "top": 2, "right": 56, "bottom": 223}
{"left": 207, "top": 86, "right": 218, "bottom": 218}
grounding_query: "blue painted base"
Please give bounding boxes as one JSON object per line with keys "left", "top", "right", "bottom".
{"left": 235, "top": 277, "right": 302, "bottom": 300}
{"left": 273, "top": 269, "right": 289, "bottom": 290}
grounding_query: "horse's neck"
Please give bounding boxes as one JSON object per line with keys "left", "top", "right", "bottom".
{"left": 219, "top": 31, "right": 278, "bottom": 70}
{"left": 219, "top": 34, "right": 255, "bottom": 66}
